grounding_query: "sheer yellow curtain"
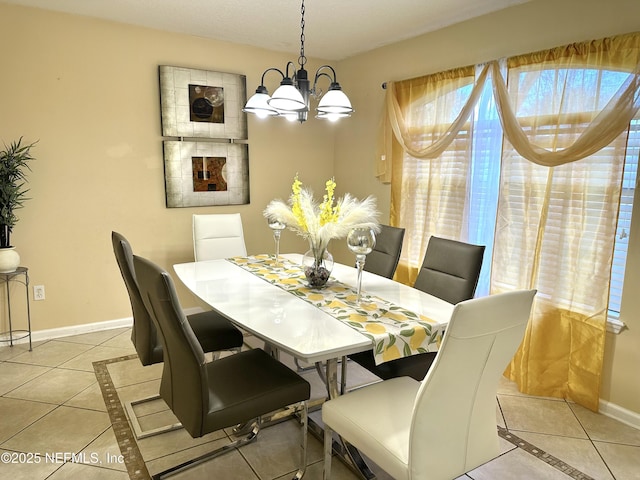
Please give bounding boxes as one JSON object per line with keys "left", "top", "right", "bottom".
{"left": 383, "top": 65, "right": 488, "bottom": 284}
{"left": 495, "top": 33, "right": 640, "bottom": 411}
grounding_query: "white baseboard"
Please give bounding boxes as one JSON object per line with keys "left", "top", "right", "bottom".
{"left": 29, "top": 317, "right": 134, "bottom": 343}
{"left": 7, "top": 307, "right": 205, "bottom": 346}
{"left": 599, "top": 399, "right": 640, "bottom": 430}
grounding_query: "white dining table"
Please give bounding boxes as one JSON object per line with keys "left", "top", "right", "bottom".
{"left": 174, "top": 253, "right": 454, "bottom": 479}
{"left": 173, "top": 253, "right": 454, "bottom": 367}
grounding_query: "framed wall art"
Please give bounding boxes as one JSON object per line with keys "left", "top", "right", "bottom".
{"left": 163, "top": 140, "right": 249, "bottom": 208}
{"left": 159, "top": 66, "right": 248, "bottom": 140}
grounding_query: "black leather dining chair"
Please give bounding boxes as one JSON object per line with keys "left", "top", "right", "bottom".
{"left": 363, "top": 224, "right": 405, "bottom": 279}
{"left": 413, "top": 236, "right": 486, "bottom": 304}
{"left": 133, "top": 254, "right": 311, "bottom": 480}
{"left": 349, "top": 236, "right": 485, "bottom": 382}
{"left": 111, "top": 231, "right": 245, "bottom": 438}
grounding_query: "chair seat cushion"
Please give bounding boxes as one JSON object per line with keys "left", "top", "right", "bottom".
{"left": 187, "top": 311, "right": 244, "bottom": 353}
{"left": 204, "top": 349, "right": 310, "bottom": 432}
{"left": 322, "top": 377, "right": 419, "bottom": 480}
{"left": 349, "top": 350, "right": 437, "bottom": 381}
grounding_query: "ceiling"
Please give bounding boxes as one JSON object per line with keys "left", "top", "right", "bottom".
{"left": 4, "top": 0, "right": 531, "bottom": 60}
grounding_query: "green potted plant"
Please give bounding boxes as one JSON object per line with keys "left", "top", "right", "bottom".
{"left": 0, "top": 137, "right": 36, "bottom": 273}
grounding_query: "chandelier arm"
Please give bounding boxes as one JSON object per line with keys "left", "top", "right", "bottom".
{"left": 313, "top": 72, "right": 335, "bottom": 88}
{"left": 260, "top": 67, "right": 285, "bottom": 86}
{"left": 312, "top": 67, "right": 340, "bottom": 97}
{"left": 314, "top": 65, "right": 338, "bottom": 83}
{"left": 284, "top": 61, "right": 299, "bottom": 80}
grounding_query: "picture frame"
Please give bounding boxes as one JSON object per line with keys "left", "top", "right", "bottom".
{"left": 163, "top": 140, "right": 250, "bottom": 207}
{"left": 159, "top": 66, "right": 248, "bottom": 139}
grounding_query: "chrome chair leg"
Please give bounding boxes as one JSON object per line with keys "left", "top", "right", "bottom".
{"left": 152, "top": 420, "right": 261, "bottom": 480}
{"left": 124, "top": 394, "right": 182, "bottom": 440}
{"left": 232, "top": 420, "right": 255, "bottom": 435}
{"left": 323, "top": 424, "right": 333, "bottom": 480}
{"left": 291, "top": 401, "right": 308, "bottom": 480}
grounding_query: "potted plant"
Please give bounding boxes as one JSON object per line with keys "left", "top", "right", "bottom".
{"left": 0, "top": 137, "right": 36, "bottom": 273}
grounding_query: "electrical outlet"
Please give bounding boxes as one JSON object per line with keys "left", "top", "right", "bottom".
{"left": 33, "top": 285, "right": 45, "bottom": 301}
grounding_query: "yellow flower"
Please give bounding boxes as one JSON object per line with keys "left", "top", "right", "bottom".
{"left": 262, "top": 175, "right": 379, "bottom": 250}
{"left": 319, "top": 178, "right": 339, "bottom": 226}
{"left": 291, "top": 175, "right": 308, "bottom": 233}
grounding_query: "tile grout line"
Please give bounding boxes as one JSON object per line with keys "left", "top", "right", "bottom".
{"left": 566, "top": 402, "right": 619, "bottom": 480}
{"left": 93, "top": 355, "right": 152, "bottom": 480}
{"left": 498, "top": 426, "right": 596, "bottom": 480}
{"left": 90, "top": 350, "right": 616, "bottom": 480}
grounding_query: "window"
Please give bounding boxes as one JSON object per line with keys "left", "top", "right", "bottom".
{"left": 611, "top": 119, "right": 639, "bottom": 317}
{"left": 401, "top": 66, "right": 637, "bottom": 324}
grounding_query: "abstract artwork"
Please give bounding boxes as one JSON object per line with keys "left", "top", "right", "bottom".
{"left": 163, "top": 140, "right": 249, "bottom": 208}
{"left": 159, "top": 66, "right": 247, "bottom": 140}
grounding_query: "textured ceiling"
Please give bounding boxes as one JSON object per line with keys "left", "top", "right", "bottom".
{"left": 3, "top": 0, "right": 531, "bottom": 60}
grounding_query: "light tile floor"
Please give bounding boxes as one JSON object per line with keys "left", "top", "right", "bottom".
{"left": 0, "top": 327, "right": 639, "bottom": 480}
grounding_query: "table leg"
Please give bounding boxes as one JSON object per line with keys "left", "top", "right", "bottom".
{"left": 263, "top": 342, "right": 280, "bottom": 360}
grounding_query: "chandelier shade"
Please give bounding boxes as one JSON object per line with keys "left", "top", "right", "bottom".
{"left": 243, "top": 86, "right": 279, "bottom": 118}
{"left": 242, "top": 0, "right": 353, "bottom": 124}
{"left": 317, "top": 85, "right": 353, "bottom": 115}
{"left": 268, "top": 81, "right": 307, "bottom": 111}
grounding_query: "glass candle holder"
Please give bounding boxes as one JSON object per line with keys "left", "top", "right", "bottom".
{"left": 347, "top": 227, "right": 376, "bottom": 302}
{"left": 268, "top": 220, "right": 287, "bottom": 265}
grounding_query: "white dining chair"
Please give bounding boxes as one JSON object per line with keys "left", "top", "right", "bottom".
{"left": 193, "top": 213, "right": 247, "bottom": 261}
{"left": 322, "top": 289, "right": 536, "bottom": 480}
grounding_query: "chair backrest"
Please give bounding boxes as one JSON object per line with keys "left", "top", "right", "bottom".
{"left": 133, "top": 254, "right": 207, "bottom": 435}
{"left": 408, "top": 289, "right": 536, "bottom": 479}
{"left": 111, "top": 231, "right": 162, "bottom": 366}
{"left": 193, "top": 213, "right": 247, "bottom": 261}
{"left": 363, "top": 224, "right": 405, "bottom": 279}
{"left": 413, "top": 236, "right": 485, "bottom": 304}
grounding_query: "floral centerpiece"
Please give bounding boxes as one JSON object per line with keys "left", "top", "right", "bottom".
{"left": 264, "top": 175, "right": 379, "bottom": 287}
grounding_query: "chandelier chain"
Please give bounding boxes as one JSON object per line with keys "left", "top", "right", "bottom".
{"left": 298, "top": 0, "right": 306, "bottom": 68}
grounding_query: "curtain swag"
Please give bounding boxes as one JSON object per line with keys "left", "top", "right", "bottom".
{"left": 378, "top": 32, "right": 640, "bottom": 178}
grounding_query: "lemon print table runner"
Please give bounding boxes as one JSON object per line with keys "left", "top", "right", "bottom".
{"left": 228, "top": 255, "right": 442, "bottom": 365}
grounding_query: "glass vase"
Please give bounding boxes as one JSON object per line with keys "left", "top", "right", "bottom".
{"left": 302, "top": 241, "right": 333, "bottom": 288}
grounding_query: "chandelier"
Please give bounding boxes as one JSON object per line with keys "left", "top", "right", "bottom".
{"left": 243, "top": 0, "right": 354, "bottom": 123}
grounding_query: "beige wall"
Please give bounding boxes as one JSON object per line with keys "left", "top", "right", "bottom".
{"left": 0, "top": 2, "right": 336, "bottom": 330}
{"left": 334, "top": 0, "right": 640, "bottom": 414}
{"left": 1, "top": 0, "right": 639, "bottom": 415}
